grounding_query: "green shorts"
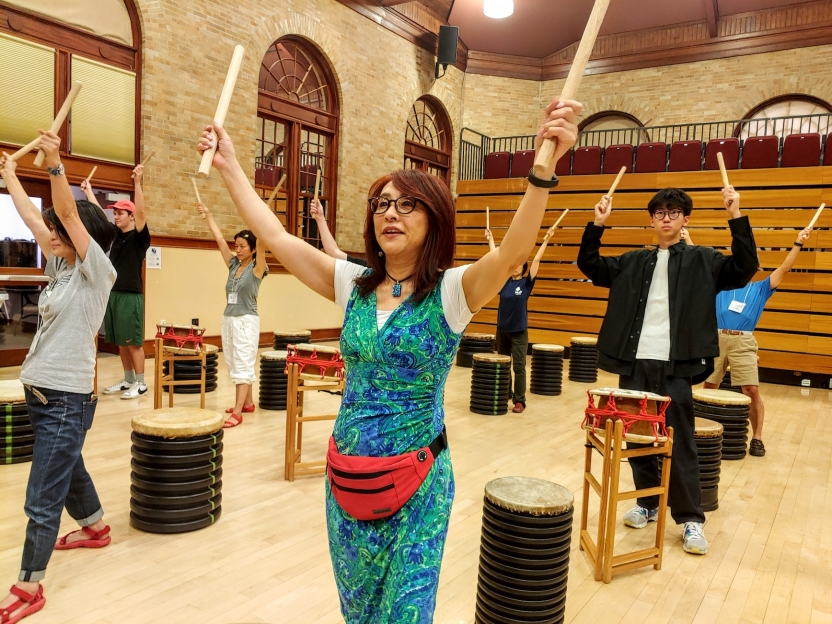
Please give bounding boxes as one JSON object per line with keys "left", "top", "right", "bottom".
{"left": 104, "top": 291, "right": 145, "bottom": 347}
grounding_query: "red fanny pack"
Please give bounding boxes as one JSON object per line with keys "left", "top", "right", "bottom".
{"left": 326, "top": 428, "right": 447, "bottom": 521}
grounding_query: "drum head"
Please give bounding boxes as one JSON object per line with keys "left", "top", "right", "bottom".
{"left": 0, "top": 379, "right": 26, "bottom": 405}
{"left": 484, "top": 477, "right": 573, "bottom": 517}
{"left": 132, "top": 408, "right": 224, "bottom": 438}
{"left": 588, "top": 387, "right": 669, "bottom": 403}
{"left": 261, "top": 350, "right": 288, "bottom": 362}
{"left": 692, "top": 388, "right": 752, "bottom": 406}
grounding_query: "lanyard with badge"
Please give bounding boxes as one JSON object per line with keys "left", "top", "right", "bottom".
{"left": 228, "top": 262, "right": 247, "bottom": 305}
{"left": 728, "top": 283, "right": 752, "bottom": 314}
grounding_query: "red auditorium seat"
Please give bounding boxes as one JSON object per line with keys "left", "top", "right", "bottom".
{"left": 556, "top": 150, "right": 572, "bottom": 176}
{"left": 741, "top": 136, "right": 779, "bottom": 169}
{"left": 668, "top": 140, "right": 703, "bottom": 172}
{"left": 484, "top": 151, "right": 511, "bottom": 179}
{"left": 704, "top": 138, "right": 739, "bottom": 171}
{"left": 635, "top": 142, "right": 667, "bottom": 173}
{"left": 510, "top": 150, "right": 535, "bottom": 178}
{"left": 572, "top": 146, "right": 602, "bottom": 175}
{"left": 603, "top": 144, "right": 634, "bottom": 174}
{"left": 781, "top": 133, "right": 821, "bottom": 167}
{"left": 825, "top": 134, "right": 832, "bottom": 166}
{"left": 255, "top": 165, "right": 283, "bottom": 188}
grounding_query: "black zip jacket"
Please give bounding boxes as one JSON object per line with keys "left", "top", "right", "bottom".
{"left": 577, "top": 216, "right": 758, "bottom": 383}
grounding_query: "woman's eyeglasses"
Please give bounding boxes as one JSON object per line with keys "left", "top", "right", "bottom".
{"left": 368, "top": 196, "right": 420, "bottom": 215}
{"left": 652, "top": 209, "right": 684, "bottom": 221}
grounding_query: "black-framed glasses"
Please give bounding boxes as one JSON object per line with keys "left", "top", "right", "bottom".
{"left": 368, "top": 196, "right": 420, "bottom": 215}
{"left": 652, "top": 209, "right": 684, "bottom": 221}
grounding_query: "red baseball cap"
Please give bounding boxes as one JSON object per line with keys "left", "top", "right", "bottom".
{"left": 107, "top": 199, "right": 136, "bottom": 213}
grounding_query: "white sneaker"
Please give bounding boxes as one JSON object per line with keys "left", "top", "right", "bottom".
{"left": 121, "top": 382, "right": 148, "bottom": 400}
{"left": 623, "top": 505, "right": 658, "bottom": 529}
{"left": 103, "top": 380, "right": 131, "bottom": 394}
{"left": 683, "top": 522, "right": 709, "bottom": 555}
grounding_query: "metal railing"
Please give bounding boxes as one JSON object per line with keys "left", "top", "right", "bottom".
{"left": 458, "top": 113, "right": 832, "bottom": 180}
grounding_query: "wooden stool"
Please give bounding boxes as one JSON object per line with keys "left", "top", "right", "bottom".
{"left": 284, "top": 343, "right": 344, "bottom": 481}
{"left": 154, "top": 340, "right": 207, "bottom": 409}
{"left": 579, "top": 388, "right": 674, "bottom": 583}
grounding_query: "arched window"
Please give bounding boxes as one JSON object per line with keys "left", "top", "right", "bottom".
{"left": 578, "top": 111, "right": 647, "bottom": 147}
{"left": 403, "top": 96, "right": 452, "bottom": 183}
{"left": 256, "top": 37, "right": 339, "bottom": 249}
{"left": 738, "top": 95, "right": 832, "bottom": 140}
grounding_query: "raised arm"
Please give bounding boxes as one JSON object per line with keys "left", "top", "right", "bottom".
{"left": 197, "top": 203, "right": 234, "bottom": 267}
{"left": 80, "top": 179, "right": 104, "bottom": 210}
{"left": 462, "top": 98, "right": 581, "bottom": 312}
{"left": 577, "top": 195, "right": 621, "bottom": 288}
{"left": 713, "top": 187, "right": 759, "bottom": 291}
{"left": 0, "top": 153, "right": 52, "bottom": 253}
{"left": 769, "top": 226, "right": 811, "bottom": 289}
{"left": 254, "top": 240, "right": 268, "bottom": 279}
{"left": 530, "top": 223, "right": 555, "bottom": 279}
{"left": 40, "top": 131, "right": 91, "bottom": 260}
{"left": 485, "top": 228, "right": 496, "bottom": 253}
{"left": 132, "top": 165, "right": 147, "bottom": 232}
{"left": 197, "top": 123, "right": 336, "bottom": 301}
{"left": 311, "top": 198, "right": 347, "bottom": 260}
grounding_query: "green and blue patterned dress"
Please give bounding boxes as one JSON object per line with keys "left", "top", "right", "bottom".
{"left": 326, "top": 274, "right": 464, "bottom": 623}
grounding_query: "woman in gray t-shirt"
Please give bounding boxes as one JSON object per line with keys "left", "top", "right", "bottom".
{"left": 0, "top": 133, "right": 117, "bottom": 621}
{"left": 199, "top": 203, "right": 267, "bottom": 428}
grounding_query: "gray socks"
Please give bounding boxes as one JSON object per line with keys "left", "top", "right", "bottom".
{"left": 125, "top": 369, "right": 136, "bottom": 384}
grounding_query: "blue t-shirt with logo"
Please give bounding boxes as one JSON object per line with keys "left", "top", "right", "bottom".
{"left": 497, "top": 275, "right": 535, "bottom": 332}
{"left": 715, "top": 276, "right": 775, "bottom": 331}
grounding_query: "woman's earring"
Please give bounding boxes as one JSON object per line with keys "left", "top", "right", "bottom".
{"left": 378, "top": 251, "right": 384, "bottom": 257}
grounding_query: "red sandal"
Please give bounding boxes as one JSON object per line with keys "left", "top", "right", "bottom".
{"left": 223, "top": 414, "right": 243, "bottom": 428}
{"left": 1, "top": 584, "right": 45, "bottom": 624}
{"left": 54, "top": 525, "right": 111, "bottom": 550}
{"left": 225, "top": 405, "right": 255, "bottom": 414}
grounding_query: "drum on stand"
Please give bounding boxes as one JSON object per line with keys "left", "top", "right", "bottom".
{"left": 470, "top": 353, "right": 511, "bottom": 416}
{"left": 457, "top": 333, "right": 496, "bottom": 368}
{"left": 530, "top": 344, "right": 564, "bottom": 396}
{"left": 476, "top": 477, "right": 574, "bottom": 624}
{"left": 287, "top": 343, "right": 344, "bottom": 383}
{"left": 583, "top": 387, "right": 670, "bottom": 443}
{"left": 162, "top": 344, "right": 219, "bottom": 394}
{"left": 259, "top": 350, "right": 288, "bottom": 411}
{"left": 130, "top": 408, "right": 224, "bottom": 533}
{"left": 0, "top": 380, "right": 33, "bottom": 465}
{"left": 273, "top": 329, "right": 311, "bottom": 352}
{"left": 568, "top": 337, "right": 598, "bottom": 383}
{"left": 692, "top": 389, "right": 751, "bottom": 460}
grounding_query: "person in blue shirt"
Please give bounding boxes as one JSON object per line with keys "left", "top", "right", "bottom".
{"left": 485, "top": 223, "right": 555, "bottom": 413}
{"left": 698, "top": 225, "right": 813, "bottom": 457}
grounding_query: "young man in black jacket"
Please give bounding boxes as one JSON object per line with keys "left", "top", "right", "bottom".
{"left": 578, "top": 186, "right": 758, "bottom": 555}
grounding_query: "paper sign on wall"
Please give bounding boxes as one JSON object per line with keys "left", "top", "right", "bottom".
{"left": 146, "top": 246, "right": 162, "bottom": 269}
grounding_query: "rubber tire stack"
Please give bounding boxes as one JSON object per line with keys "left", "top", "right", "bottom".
{"left": 259, "top": 351, "right": 288, "bottom": 411}
{"left": 1, "top": 401, "right": 33, "bottom": 465}
{"left": 470, "top": 354, "right": 511, "bottom": 416}
{"left": 530, "top": 344, "right": 564, "bottom": 396}
{"left": 568, "top": 337, "right": 598, "bottom": 384}
{"left": 476, "top": 493, "right": 572, "bottom": 623}
{"left": 692, "top": 389, "right": 750, "bottom": 460}
{"left": 456, "top": 333, "right": 496, "bottom": 368}
{"left": 273, "top": 330, "right": 311, "bottom": 352}
{"left": 129, "top": 429, "right": 223, "bottom": 533}
{"left": 162, "top": 345, "right": 219, "bottom": 394}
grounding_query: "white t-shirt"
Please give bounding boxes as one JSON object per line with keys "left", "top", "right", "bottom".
{"left": 635, "top": 248, "right": 671, "bottom": 361}
{"left": 334, "top": 260, "right": 474, "bottom": 333}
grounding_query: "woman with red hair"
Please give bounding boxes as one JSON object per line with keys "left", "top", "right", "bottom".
{"left": 197, "top": 96, "right": 580, "bottom": 623}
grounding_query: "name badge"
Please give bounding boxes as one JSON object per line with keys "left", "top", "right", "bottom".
{"left": 227, "top": 293, "right": 238, "bottom": 305}
{"left": 728, "top": 300, "right": 745, "bottom": 313}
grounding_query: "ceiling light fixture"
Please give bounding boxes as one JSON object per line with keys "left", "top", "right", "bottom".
{"left": 483, "top": 0, "right": 513, "bottom": 19}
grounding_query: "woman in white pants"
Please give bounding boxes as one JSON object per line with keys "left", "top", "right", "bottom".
{"left": 199, "top": 203, "right": 267, "bottom": 427}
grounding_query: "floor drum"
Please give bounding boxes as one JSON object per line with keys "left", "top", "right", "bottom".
{"left": 1, "top": 380, "right": 32, "bottom": 465}
{"left": 694, "top": 417, "right": 723, "bottom": 511}
{"left": 130, "top": 409, "right": 224, "bottom": 533}
{"left": 568, "top": 337, "right": 598, "bottom": 383}
{"left": 530, "top": 344, "right": 564, "bottom": 396}
{"left": 692, "top": 389, "right": 750, "bottom": 460}
{"left": 476, "top": 477, "right": 573, "bottom": 624}
{"left": 259, "top": 350, "right": 288, "bottom": 410}
{"left": 457, "top": 333, "right": 496, "bottom": 368}
{"left": 273, "top": 330, "right": 311, "bottom": 352}
{"left": 470, "top": 354, "right": 511, "bottom": 415}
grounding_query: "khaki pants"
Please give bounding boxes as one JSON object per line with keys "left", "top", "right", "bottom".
{"left": 706, "top": 332, "right": 759, "bottom": 387}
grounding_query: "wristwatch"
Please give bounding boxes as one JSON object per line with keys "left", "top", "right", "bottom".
{"left": 46, "top": 163, "right": 65, "bottom": 176}
{"left": 527, "top": 168, "right": 559, "bottom": 189}
{"left": 794, "top": 241, "right": 804, "bottom": 248}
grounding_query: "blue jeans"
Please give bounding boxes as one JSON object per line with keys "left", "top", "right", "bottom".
{"left": 20, "top": 386, "right": 104, "bottom": 582}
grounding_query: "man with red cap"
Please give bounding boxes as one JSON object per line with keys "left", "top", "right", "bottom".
{"left": 82, "top": 164, "right": 151, "bottom": 399}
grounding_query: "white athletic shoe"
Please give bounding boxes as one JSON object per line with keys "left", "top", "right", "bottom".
{"left": 683, "top": 522, "right": 709, "bottom": 555}
{"left": 121, "top": 382, "right": 148, "bottom": 400}
{"left": 103, "top": 380, "right": 131, "bottom": 395}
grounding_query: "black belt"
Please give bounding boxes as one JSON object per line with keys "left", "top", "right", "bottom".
{"left": 427, "top": 427, "right": 448, "bottom": 460}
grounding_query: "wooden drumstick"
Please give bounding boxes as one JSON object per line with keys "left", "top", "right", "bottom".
{"left": 312, "top": 167, "right": 322, "bottom": 204}
{"left": 534, "top": 0, "right": 611, "bottom": 175}
{"left": 33, "top": 81, "right": 83, "bottom": 167}
{"left": 84, "top": 166, "right": 98, "bottom": 186}
{"left": 606, "top": 166, "right": 626, "bottom": 198}
{"left": 808, "top": 203, "right": 825, "bottom": 229}
{"left": 191, "top": 177, "right": 206, "bottom": 219}
{"left": 198, "top": 45, "right": 245, "bottom": 177}
{"left": 552, "top": 209, "right": 569, "bottom": 229}
{"left": 132, "top": 150, "right": 155, "bottom": 178}
{"left": 486, "top": 205, "right": 490, "bottom": 230}
{"left": 716, "top": 152, "right": 730, "bottom": 189}
{"left": 267, "top": 173, "right": 287, "bottom": 205}
{"left": 9, "top": 136, "right": 42, "bottom": 162}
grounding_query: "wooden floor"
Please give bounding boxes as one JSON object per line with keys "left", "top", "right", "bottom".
{"left": 1, "top": 350, "right": 831, "bottom": 624}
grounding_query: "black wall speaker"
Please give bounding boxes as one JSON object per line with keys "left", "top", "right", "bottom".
{"left": 435, "top": 25, "right": 459, "bottom": 79}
